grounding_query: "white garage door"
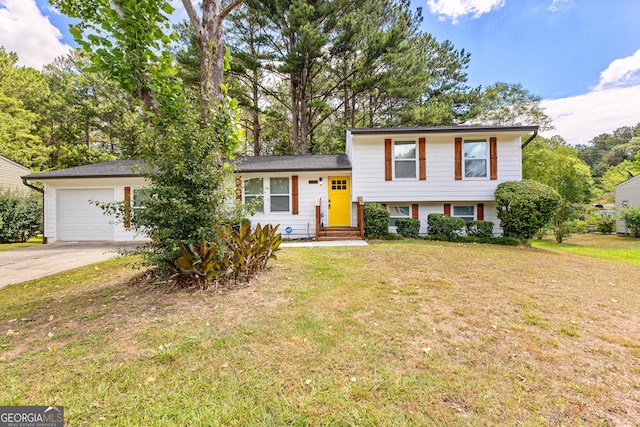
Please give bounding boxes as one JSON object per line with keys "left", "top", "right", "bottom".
{"left": 57, "top": 189, "right": 115, "bottom": 241}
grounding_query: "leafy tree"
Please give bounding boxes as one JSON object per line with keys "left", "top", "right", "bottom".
{"left": 576, "top": 123, "right": 640, "bottom": 181}
{"left": 495, "top": 180, "right": 561, "bottom": 243}
{"left": 471, "top": 82, "right": 553, "bottom": 130}
{"left": 52, "top": 0, "right": 246, "bottom": 271}
{"left": 523, "top": 136, "right": 594, "bottom": 242}
{"left": 0, "top": 47, "right": 50, "bottom": 170}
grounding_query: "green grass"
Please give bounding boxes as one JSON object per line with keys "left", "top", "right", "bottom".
{"left": 531, "top": 233, "right": 640, "bottom": 266}
{"left": 1, "top": 240, "right": 639, "bottom": 425}
{"left": 0, "top": 234, "right": 43, "bottom": 251}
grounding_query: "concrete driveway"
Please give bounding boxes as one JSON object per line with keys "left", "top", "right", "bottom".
{"left": 0, "top": 242, "right": 141, "bottom": 289}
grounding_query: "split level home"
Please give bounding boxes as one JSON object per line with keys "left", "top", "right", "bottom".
{"left": 22, "top": 125, "right": 538, "bottom": 243}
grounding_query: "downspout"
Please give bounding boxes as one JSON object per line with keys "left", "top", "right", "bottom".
{"left": 22, "top": 177, "right": 46, "bottom": 244}
{"left": 521, "top": 128, "right": 539, "bottom": 149}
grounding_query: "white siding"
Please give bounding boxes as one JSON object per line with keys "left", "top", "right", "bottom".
{"left": 350, "top": 132, "right": 523, "bottom": 203}
{"left": 237, "top": 171, "right": 353, "bottom": 239}
{"left": 615, "top": 174, "right": 640, "bottom": 234}
{"left": 42, "top": 177, "right": 149, "bottom": 242}
{"left": 0, "top": 156, "right": 30, "bottom": 196}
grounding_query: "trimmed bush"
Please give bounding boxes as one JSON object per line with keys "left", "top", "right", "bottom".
{"left": 596, "top": 214, "right": 616, "bottom": 234}
{"left": 396, "top": 218, "right": 420, "bottom": 238}
{"left": 495, "top": 180, "right": 561, "bottom": 242}
{"left": 621, "top": 207, "right": 640, "bottom": 237}
{"left": 427, "top": 213, "right": 465, "bottom": 238}
{"left": 363, "top": 202, "right": 391, "bottom": 239}
{"left": 0, "top": 192, "right": 42, "bottom": 243}
{"left": 465, "top": 220, "right": 494, "bottom": 238}
{"left": 423, "top": 234, "right": 520, "bottom": 245}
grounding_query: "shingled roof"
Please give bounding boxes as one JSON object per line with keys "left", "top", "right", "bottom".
{"left": 234, "top": 154, "right": 351, "bottom": 172}
{"left": 23, "top": 155, "right": 351, "bottom": 180}
{"left": 22, "top": 160, "right": 147, "bottom": 180}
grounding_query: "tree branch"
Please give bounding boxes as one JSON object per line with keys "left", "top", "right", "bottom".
{"left": 181, "top": 0, "right": 202, "bottom": 33}
{"left": 108, "top": 0, "right": 126, "bottom": 18}
{"left": 220, "top": 0, "right": 246, "bottom": 20}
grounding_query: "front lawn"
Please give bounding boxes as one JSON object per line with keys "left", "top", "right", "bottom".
{"left": 1, "top": 241, "right": 638, "bottom": 425}
{"left": 531, "top": 233, "right": 640, "bottom": 267}
{"left": 0, "top": 235, "right": 43, "bottom": 252}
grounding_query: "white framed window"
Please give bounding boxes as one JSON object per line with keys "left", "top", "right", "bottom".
{"left": 389, "top": 205, "right": 410, "bottom": 227}
{"left": 132, "top": 187, "right": 151, "bottom": 217}
{"left": 244, "top": 178, "right": 264, "bottom": 213}
{"left": 464, "top": 140, "right": 487, "bottom": 178}
{"left": 394, "top": 141, "right": 417, "bottom": 179}
{"left": 270, "top": 177, "right": 290, "bottom": 212}
{"left": 453, "top": 205, "right": 475, "bottom": 223}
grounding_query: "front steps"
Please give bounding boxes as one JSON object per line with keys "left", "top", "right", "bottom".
{"left": 317, "top": 226, "right": 363, "bottom": 241}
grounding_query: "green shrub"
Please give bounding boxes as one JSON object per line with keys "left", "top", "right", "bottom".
{"left": 364, "top": 202, "right": 391, "bottom": 239}
{"left": 495, "top": 180, "right": 561, "bottom": 242}
{"left": 0, "top": 192, "right": 42, "bottom": 243}
{"left": 596, "top": 214, "right": 616, "bottom": 234}
{"left": 621, "top": 207, "right": 640, "bottom": 237}
{"left": 395, "top": 218, "right": 420, "bottom": 238}
{"left": 566, "top": 219, "right": 588, "bottom": 233}
{"left": 175, "top": 223, "right": 281, "bottom": 289}
{"left": 465, "top": 220, "right": 494, "bottom": 238}
{"left": 427, "top": 213, "right": 465, "bottom": 238}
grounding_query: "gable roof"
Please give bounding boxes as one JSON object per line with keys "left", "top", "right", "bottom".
{"left": 22, "top": 160, "right": 146, "bottom": 180}
{"left": 23, "top": 155, "right": 352, "bottom": 181}
{"left": 0, "top": 154, "right": 29, "bottom": 172}
{"left": 614, "top": 173, "right": 640, "bottom": 189}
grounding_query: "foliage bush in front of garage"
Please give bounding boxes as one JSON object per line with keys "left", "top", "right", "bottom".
{"left": 0, "top": 191, "right": 41, "bottom": 243}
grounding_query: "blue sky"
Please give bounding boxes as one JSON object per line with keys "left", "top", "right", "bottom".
{"left": 1, "top": 0, "right": 640, "bottom": 145}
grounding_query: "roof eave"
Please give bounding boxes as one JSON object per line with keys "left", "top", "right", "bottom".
{"left": 348, "top": 125, "right": 540, "bottom": 135}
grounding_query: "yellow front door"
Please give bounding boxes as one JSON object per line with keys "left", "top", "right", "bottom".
{"left": 328, "top": 176, "right": 351, "bottom": 226}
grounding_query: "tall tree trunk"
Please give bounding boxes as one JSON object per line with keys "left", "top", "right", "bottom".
{"left": 252, "top": 67, "right": 260, "bottom": 155}
{"left": 182, "top": 0, "right": 245, "bottom": 121}
{"left": 291, "top": 76, "right": 300, "bottom": 155}
{"left": 300, "top": 68, "right": 309, "bottom": 155}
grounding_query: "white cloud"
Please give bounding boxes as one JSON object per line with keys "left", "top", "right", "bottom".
{"left": 541, "top": 85, "right": 640, "bottom": 145}
{"left": 548, "top": 0, "right": 571, "bottom": 12}
{"left": 595, "top": 48, "right": 640, "bottom": 91}
{"left": 0, "top": 0, "right": 72, "bottom": 69}
{"left": 426, "top": 0, "right": 505, "bottom": 23}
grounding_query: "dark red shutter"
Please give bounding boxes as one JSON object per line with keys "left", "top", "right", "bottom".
{"left": 477, "top": 203, "right": 484, "bottom": 221}
{"left": 235, "top": 177, "right": 242, "bottom": 201}
{"left": 412, "top": 204, "right": 419, "bottom": 219}
{"left": 385, "top": 139, "right": 392, "bottom": 181}
{"left": 444, "top": 203, "right": 451, "bottom": 216}
{"left": 419, "top": 137, "right": 426, "bottom": 180}
{"left": 454, "top": 137, "right": 462, "bottom": 180}
{"left": 292, "top": 175, "right": 299, "bottom": 215}
{"left": 490, "top": 137, "right": 498, "bottom": 180}
{"left": 124, "top": 186, "right": 131, "bottom": 229}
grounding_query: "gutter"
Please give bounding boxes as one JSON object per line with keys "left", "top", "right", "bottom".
{"left": 521, "top": 128, "right": 539, "bottom": 149}
{"left": 22, "top": 177, "right": 46, "bottom": 244}
{"left": 22, "top": 177, "right": 43, "bottom": 194}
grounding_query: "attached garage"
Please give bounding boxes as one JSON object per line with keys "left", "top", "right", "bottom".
{"left": 56, "top": 189, "right": 115, "bottom": 241}
{"left": 22, "top": 160, "right": 150, "bottom": 243}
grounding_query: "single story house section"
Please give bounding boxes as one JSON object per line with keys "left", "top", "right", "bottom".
{"left": 1, "top": 154, "right": 31, "bottom": 196}
{"left": 23, "top": 125, "right": 538, "bottom": 242}
{"left": 615, "top": 173, "right": 640, "bottom": 234}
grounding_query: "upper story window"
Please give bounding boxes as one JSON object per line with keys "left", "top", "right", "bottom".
{"left": 270, "top": 177, "right": 290, "bottom": 212}
{"left": 394, "top": 141, "right": 416, "bottom": 179}
{"left": 464, "top": 140, "right": 487, "bottom": 178}
{"left": 244, "top": 178, "right": 264, "bottom": 213}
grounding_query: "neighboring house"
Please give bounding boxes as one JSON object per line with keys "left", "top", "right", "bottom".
{"left": 23, "top": 125, "right": 538, "bottom": 242}
{"left": 0, "top": 154, "right": 31, "bottom": 196}
{"left": 615, "top": 173, "right": 640, "bottom": 234}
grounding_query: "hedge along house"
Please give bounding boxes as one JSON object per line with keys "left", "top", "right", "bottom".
{"left": 23, "top": 125, "right": 538, "bottom": 243}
